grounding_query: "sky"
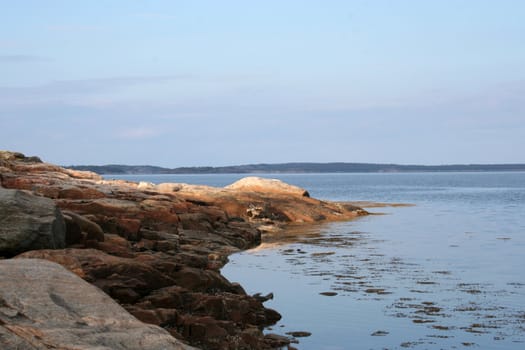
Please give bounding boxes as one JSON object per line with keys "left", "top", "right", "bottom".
{"left": 1, "top": 0, "right": 524, "bottom": 167}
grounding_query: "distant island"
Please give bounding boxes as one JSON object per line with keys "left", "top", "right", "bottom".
{"left": 66, "top": 162, "right": 525, "bottom": 174}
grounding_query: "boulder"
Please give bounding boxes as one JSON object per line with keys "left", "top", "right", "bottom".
{"left": 0, "top": 258, "right": 195, "bottom": 350}
{"left": 0, "top": 187, "right": 65, "bottom": 257}
{"left": 225, "top": 176, "right": 310, "bottom": 197}
{"left": 62, "top": 210, "right": 105, "bottom": 242}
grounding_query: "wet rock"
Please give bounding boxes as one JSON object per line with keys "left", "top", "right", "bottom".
{"left": 365, "top": 288, "right": 391, "bottom": 295}
{"left": 0, "top": 258, "right": 194, "bottom": 350}
{"left": 0, "top": 187, "right": 65, "bottom": 257}
{"left": 371, "top": 330, "right": 389, "bottom": 336}
{"left": 264, "top": 333, "right": 291, "bottom": 348}
{"left": 286, "top": 331, "right": 312, "bottom": 337}
{"left": 253, "top": 292, "right": 274, "bottom": 303}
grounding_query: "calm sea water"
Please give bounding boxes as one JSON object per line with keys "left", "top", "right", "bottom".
{"left": 106, "top": 172, "right": 525, "bottom": 349}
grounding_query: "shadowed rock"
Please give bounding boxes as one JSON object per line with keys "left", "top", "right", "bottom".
{"left": 0, "top": 187, "right": 65, "bottom": 257}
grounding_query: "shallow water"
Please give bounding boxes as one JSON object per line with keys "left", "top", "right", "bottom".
{"left": 108, "top": 172, "right": 525, "bottom": 349}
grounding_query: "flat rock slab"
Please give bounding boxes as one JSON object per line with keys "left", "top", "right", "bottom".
{"left": 0, "top": 258, "right": 195, "bottom": 350}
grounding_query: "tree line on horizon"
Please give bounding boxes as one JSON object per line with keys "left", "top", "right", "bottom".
{"left": 66, "top": 162, "right": 525, "bottom": 175}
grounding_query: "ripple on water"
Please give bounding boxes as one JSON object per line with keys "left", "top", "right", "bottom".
{"left": 224, "top": 219, "right": 525, "bottom": 349}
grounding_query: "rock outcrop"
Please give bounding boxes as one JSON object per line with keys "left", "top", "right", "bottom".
{"left": 0, "top": 187, "right": 65, "bottom": 257}
{"left": 225, "top": 176, "right": 310, "bottom": 197}
{"left": 0, "top": 151, "right": 368, "bottom": 349}
{"left": 0, "top": 258, "right": 195, "bottom": 350}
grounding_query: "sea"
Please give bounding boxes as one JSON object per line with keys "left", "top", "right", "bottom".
{"left": 106, "top": 172, "right": 525, "bottom": 350}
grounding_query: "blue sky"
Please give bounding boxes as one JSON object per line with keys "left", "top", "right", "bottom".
{"left": 1, "top": 0, "right": 524, "bottom": 166}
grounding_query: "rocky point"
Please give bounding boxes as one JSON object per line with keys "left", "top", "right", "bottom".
{"left": 0, "top": 150, "right": 367, "bottom": 350}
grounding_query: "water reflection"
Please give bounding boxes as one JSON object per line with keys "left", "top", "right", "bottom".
{"left": 223, "top": 211, "right": 525, "bottom": 350}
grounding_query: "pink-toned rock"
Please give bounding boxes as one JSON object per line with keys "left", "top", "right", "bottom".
{"left": 0, "top": 258, "right": 194, "bottom": 350}
{"left": 58, "top": 185, "right": 106, "bottom": 199}
{"left": 226, "top": 176, "right": 310, "bottom": 197}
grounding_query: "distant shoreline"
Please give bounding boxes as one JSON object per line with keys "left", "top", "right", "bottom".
{"left": 66, "top": 162, "right": 525, "bottom": 175}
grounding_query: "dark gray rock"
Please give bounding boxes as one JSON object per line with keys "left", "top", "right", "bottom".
{"left": 0, "top": 187, "right": 66, "bottom": 256}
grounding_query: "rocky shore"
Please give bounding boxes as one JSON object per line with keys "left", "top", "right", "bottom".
{"left": 0, "top": 151, "right": 367, "bottom": 350}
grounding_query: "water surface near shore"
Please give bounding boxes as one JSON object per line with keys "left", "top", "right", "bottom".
{"left": 107, "top": 172, "right": 525, "bottom": 349}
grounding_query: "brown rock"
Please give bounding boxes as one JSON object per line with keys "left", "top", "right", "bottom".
{"left": 62, "top": 213, "right": 84, "bottom": 245}
{"left": 264, "top": 333, "right": 291, "bottom": 348}
{"left": 16, "top": 249, "right": 178, "bottom": 298}
{"left": 62, "top": 210, "right": 105, "bottom": 242}
{"left": 58, "top": 185, "right": 106, "bottom": 199}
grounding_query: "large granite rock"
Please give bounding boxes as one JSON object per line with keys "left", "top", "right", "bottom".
{"left": 0, "top": 258, "right": 195, "bottom": 350}
{"left": 225, "top": 176, "right": 310, "bottom": 197}
{"left": 0, "top": 187, "right": 65, "bottom": 257}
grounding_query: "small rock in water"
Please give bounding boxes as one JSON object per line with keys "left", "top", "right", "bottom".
{"left": 432, "top": 325, "right": 450, "bottom": 331}
{"left": 253, "top": 292, "right": 274, "bottom": 302}
{"left": 319, "top": 291, "right": 338, "bottom": 296}
{"left": 365, "top": 288, "right": 391, "bottom": 295}
{"left": 371, "top": 330, "right": 389, "bottom": 336}
{"left": 285, "top": 331, "right": 312, "bottom": 337}
{"left": 412, "top": 318, "right": 435, "bottom": 324}
{"left": 311, "top": 251, "right": 335, "bottom": 257}
{"left": 264, "top": 333, "right": 291, "bottom": 347}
